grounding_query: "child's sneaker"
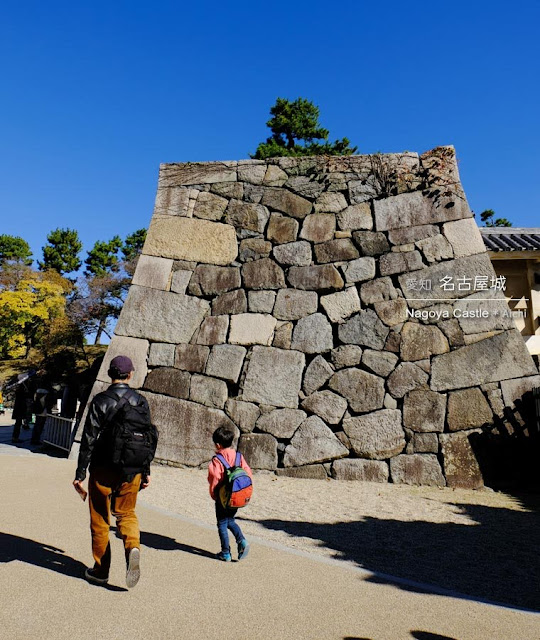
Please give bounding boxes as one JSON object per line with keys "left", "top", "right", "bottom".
{"left": 216, "top": 551, "right": 232, "bottom": 562}
{"left": 237, "top": 539, "right": 250, "bottom": 561}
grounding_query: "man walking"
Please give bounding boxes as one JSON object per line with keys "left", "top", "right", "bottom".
{"left": 73, "top": 355, "right": 156, "bottom": 588}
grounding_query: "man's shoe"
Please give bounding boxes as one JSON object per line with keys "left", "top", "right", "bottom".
{"left": 84, "top": 568, "right": 108, "bottom": 585}
{"left": 216, "top": 551, "right": 232, "bottom": 562}
{"left": 11, "top": 438, "right": 21, "bottom": 443}
{"left": 126, "top": 547, "right": 140, "bottom": 588}
{"left": 237, "top": 539, "right": 250, "bottom": 561}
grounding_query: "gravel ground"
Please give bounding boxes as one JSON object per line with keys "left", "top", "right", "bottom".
{"left": 141, "top": 462, "right": 540, "bottom": 611}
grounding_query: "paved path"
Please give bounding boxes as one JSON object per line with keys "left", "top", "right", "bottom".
{"left": 0, "top": 414, "right": 539, "bottom": 639}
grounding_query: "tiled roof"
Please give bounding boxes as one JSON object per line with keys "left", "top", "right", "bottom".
{"left": 480, "top": 228, "right": 540, "bottom": 252}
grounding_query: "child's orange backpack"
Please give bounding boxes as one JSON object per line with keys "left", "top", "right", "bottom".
{"left": 214, "top": 452, "right": 253, "bottom": 508}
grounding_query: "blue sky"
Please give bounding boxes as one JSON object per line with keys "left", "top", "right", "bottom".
{"left": 1, "top": 0, "right": 539, "bottom": 266}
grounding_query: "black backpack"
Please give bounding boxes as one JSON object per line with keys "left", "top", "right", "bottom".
{"left": 101, "top": 388, "right": 158, "bottom": 476}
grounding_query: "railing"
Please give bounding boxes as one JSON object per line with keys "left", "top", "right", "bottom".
{"left": 42, "top": 414, "right": 78, "bottom": 453}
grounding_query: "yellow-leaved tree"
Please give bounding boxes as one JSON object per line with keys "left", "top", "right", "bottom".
{"left": 0, "top": 268, "right": 71, "bottom": 358}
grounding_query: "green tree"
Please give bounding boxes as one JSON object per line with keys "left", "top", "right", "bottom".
{"left": 39, "top": 227, "right": 83, "bottom": 275}
{"left": 0, "top": 235, "right": 33, "bottom": 266}
{"left": 252, "top": 97, "right": 357, "bottom": 159}
{"left": 480, "top": 209, "right": 512, "bottom": 227}
{"left": 122, "top": 228, "right": 147, "bottom": 262}
{"left": 84, "top": 236, "right": 123, "bottom": 277}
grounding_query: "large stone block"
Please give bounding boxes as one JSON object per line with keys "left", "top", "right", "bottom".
{"left": 361, "top": 350, "right": 398, "bottom": 377}
{"left": 301, "top": 390, "right": 347, "bottom": 424}
{"left": 314, "top": 239, "right": 359, "bottom": 263}
{"left": 192, "top": 191, "right": 228, "bottom": 221}
{"left": 277, "top": 465, "right": 328, "bottom": 479}
{"left": 192, "top": 265, "right": 241, "bottom": 295}
{"left": 352, "top": 231, "right": 390, "bottom": 257}
{"left": 447, "top": 388, "right": 493, "bottom": 431}
{"left": 225, "top": 399, "right": 260, "bottom": 433}
{"left": 314, "top": 192, "right": 347, "bottom": 213}
{"left": 283, "top": 416, "right": 349, "bottom": 467}
{"left": 390, "top": 454, "right": 445, "bottom": 487}
{"left": 400, "top": 322, "right": 449, "bottom": 361}
{"left": 175, "top": 344, "right": 210, "bottom": 373}
{"left": 159, "top": 162, "right": 237, "bottom": 187}
{"left": 343, "top": 409, "right": 405, "bottom": 459}
{"left": 291, "top": 313, "right": 334, "bottom": 353}
{"left": 205, "top": 344, "right": 247, "bottom": 383}
{"left": 261, "top": 187, "right": 312, "bottom": 218}
{"left": 379, "top": 250, "right": 424, "bottom": 276}
{"left": 224, "top": 199, "right": 269, "bottom": 233}
{"left": 416, "top": 234, "right": 453, "bottom": 263}
{"left": 238, "top": 433, "right": 278, "bottom": 470}
{"left": 267, "top": 214, "right": 299, "bottom": 244}
{"left": 143, "top": 367, "right": 190, "bottom": 399}
{"left": 374, "top": 298, "right": 408, "bottom": 327}
{"left": 212, "top": 289, "right": 247, "bottom": 316}
{"left": 440, "top": 431, "right": 484, "bottom": 489}
{"left": 288, "top": 265, "right": 344, "bottom": 290}
{"left": 338, "top": 310, "right": 389, "bottom": 350}
{"left": 273, "top": 289, "right": 318, "bottom": 320}
{"left": 442, "top": 218, "right": 486, "bottom": 258}
{"left": 237, "top": 162, "right": 266, "bottom": 185}
{"left": 411, "top": 432, "right": 439, "bottom": 453}
{"left": 148, "top": 343, "right": 175, "bottom": 367}
{"left": 331, "top": 345, "right": 363, "bottom": 369}
{"left": 116, "top": 286, "right": 210, "bottom": 344}
{"left": 144, "top": 217, "right": 238, "bottom": 265}
{"left": 360, "top": 277, "right": 398, "bottom": 305}
{"left": 500, "top": 375, "right": 540, "bottom": 407}
{"left": 248, "top": 290, "right": 276, "bottom": 314}
{"left": 239, "top": 238, "right": 272, "bottom": 262}
{"left": 97, "top": 335, "right": 149, "bottom": 389}
{"left": 303, "top": 355, "right": 334, "bottom": 396}
{"left": 273, "top": 240, "right": 312, "bottom": 266}
{"left": 132, "top": 255, "right": 173, "bottom": 290}
{"left": 153, "top": 186, "right": 198, "bottom": 217}
{"left": 374, "top": 190, "right": 471, "bottom": 231}
{"left": 431, "top": 330, "right": 538, "bottom": 391}
{"left": 195, "top": 316, "right": 228, "bottom": 346}
{"left": 398, "top": 253, "right": 495, "bottom": 309}
{"left": 143, "top": 392, "right": 236, "bottom": 466}
{"left": 300, "top": 214, "right": 336, "bottom": 243}
{"left": 229, "top": 313, "right": 277, "bottom": 346}
{"left": 387, "top": 363, "right": 429, "bottom": 398}
{"left": 403, "top": 389, "right": 446, "bottom": 432}
{"left": 242, "top": 346, "right": 305, "bottom": 408}
{"left": 332, "top": 459, "right": 389, "bottom": 482}
{"left": 342, "top": 257, "right": 376, "bottom": 284}
{"left": 453, "top": 290, "right": 514, "bottom": 335}
{"left": 285, "top": 175, "right": 325, "bottom": 199}
{"left": 387, "top": 224, "right": 438, "bottom": 246}
{"left": 242, "top": 258, "right": 286, "bottom": 290}
{"left": 329, "top": 367, "right": 385, "bottom": 413}
{"left": 190, "top": 374, "right": 228, "bottom": 409}
{"left": 321, "top": 287, "right": 361, "bottom": 323}
{"left": 337, "top": 203, "right": 373, "bottom": 230}
{"left": 256, "top": 408, "right": 307, "bottom": 439}
{"left": 263, "top": 165, "right": 288, "bottom": 186}
{"left": 170, "top": 269, "right": 192, "bottom": 294}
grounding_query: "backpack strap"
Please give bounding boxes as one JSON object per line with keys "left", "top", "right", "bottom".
{"left": 235, "top": 451, "right": 241, "bottom": 467}
{"left": 102, "top": 388, "right": 132, "bottom": 426}
{"left": 214, "top": 453, "right": 231, "bottom": 470}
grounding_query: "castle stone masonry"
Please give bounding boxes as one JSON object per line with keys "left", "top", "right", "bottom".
{"left": 91, "top": 148, "right": 539, "bottom": 489}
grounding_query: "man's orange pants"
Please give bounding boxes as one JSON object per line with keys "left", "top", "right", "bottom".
{"left": 88, "top": 467, "right": 141, "bottom": 578}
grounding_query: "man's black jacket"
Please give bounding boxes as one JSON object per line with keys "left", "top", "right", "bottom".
{"left": 75, "top": 383, "right": 151, "bottom": 481}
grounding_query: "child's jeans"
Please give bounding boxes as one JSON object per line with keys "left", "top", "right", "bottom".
{"left": 215, "top": 500, "right": 244, "bottom": 553}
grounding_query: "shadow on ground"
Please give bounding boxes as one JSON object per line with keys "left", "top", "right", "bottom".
{"left": 252, "top": 495, "right": 540, "bottom": 612}
{"left": 112, "top": 527, "right": 217, "bottom": 560}
{"left": 0, "top": 531, "right": 126, "bottom": 591}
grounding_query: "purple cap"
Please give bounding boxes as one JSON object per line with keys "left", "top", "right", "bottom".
{"left": 109, "top": 355, "right": 134, "bottom": 375}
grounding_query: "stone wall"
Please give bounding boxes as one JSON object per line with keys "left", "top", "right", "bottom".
{"left": 89, "top": 148, "right": 539, "bottom": 488}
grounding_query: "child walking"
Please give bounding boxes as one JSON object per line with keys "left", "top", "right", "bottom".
{"left": 208, "top": 426, "right": 252, "bottom": 562}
